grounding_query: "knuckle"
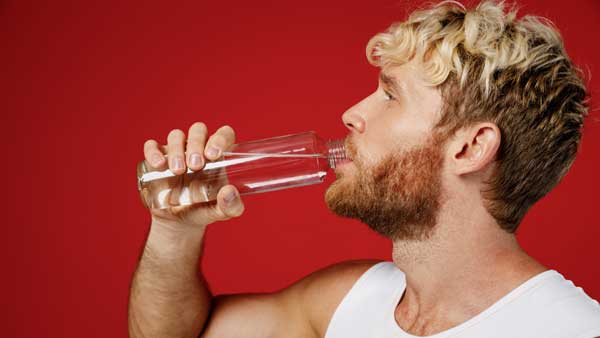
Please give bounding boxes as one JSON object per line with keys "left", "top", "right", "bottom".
{"left": 144, "top": 139, "right": 158, "bottom": 153}
{"left": 186, "top": 143, "right": 204, "bottom": 156}
{"left": 144, "top": 139, "right": 156, "bottom": 148}
{"left": 231, "top": 203, "right": 245, "bottom": 217}
{"left": 190, "top": 122, "right": 207, "bottom": 133}
{"left": 208, "top": 134, "right": 226, "bottom": 147}
{"left": 168, "top": 129, "right": 185, "bottom": 141}
{"left": 220, "top": 125, "right": 235, "bottom": 135}
{"left": 186, "top": 135, "right": 206, "bottom": 147}
{"left": 218, "top": 125, "right": 236, "bottom": 141}
{"left": 210, "top": 205, "right": 228, "bottom": 221}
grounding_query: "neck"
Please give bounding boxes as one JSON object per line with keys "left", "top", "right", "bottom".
{"left": 391, "top": 204, "right": 547, "bottom": 334}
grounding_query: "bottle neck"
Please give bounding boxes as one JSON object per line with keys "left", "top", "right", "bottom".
{"left": 326, "top": 139, "right": 347, "bottom": 169}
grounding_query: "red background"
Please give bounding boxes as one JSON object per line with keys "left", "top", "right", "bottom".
{"left": 3, "top": 0, "right": 599, "bottom": 336}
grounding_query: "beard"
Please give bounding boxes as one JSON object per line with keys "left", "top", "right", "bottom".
{"left": 325, "top": 134, "right": 445, "bottom": 241}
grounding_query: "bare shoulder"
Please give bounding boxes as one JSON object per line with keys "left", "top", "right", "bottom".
{"left": 297, "top": 259, "right": 385, "bottom": 337}
{"left": 299, "top": 259, "right": 385, "bottom": 296}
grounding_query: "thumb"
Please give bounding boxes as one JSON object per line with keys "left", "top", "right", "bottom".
{"left": 214, "top": 185, "right": 245, "bottom": 220}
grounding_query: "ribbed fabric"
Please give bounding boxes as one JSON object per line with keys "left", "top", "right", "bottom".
{"left": 324, "top": 261, "right": 600, "bottom": 338}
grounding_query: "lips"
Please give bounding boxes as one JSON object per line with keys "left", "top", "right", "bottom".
{"left": 334, "top": 156, "right": 353, "bottom": 169}
{"left": 337, "top": 158, "right": 352, "bottom": 165}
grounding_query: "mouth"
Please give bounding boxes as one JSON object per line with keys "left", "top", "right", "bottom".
{"left": 336, "top": 146, "right": 353, "bottom": 168}
{"left": 327, "top": 138, "right": 352, "bottom": 169}
{"left": 337, "top": 137, "right": 355, "bottom": 167}
{"left": 336, "top": 157, "right": 353, "bottom": 167}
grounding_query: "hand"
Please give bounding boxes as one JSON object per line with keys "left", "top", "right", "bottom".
{"left": 142, "top": 123, "right": 245, "bottom": 232}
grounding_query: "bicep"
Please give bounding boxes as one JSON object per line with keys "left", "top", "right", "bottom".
{"left": 200, "top": 290, "right": 316, "bottom": 338}
{"left": 199, "top": 259, "right": 381, "bottom": 338}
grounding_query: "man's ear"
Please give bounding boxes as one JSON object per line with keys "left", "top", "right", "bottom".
{"left": 449, "top": 123, "right": 501, "bottom": 176}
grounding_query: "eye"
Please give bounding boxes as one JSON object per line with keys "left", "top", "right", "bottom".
{"left": 383, "top": 89, "right": 395, "bottom": 101}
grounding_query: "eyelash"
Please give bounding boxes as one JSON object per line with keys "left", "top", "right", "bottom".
{"left": 383, "top": 89, "right": 395, "bottom": 101}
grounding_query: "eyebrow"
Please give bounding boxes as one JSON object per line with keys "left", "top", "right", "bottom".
{"left": 379, "top": 72, "right": 402, "bottom": 95}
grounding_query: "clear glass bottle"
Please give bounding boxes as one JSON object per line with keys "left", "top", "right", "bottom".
{"left": 136, "top": 131, "right": 347, "bottom": 209}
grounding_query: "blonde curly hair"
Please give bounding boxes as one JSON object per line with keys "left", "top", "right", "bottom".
{"left": 367, "top": 1, "right": 588, "bottom": 232}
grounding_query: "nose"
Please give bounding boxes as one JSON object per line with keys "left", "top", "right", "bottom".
{"left": 342, "top": 107, "right": 366, "bottom": 134}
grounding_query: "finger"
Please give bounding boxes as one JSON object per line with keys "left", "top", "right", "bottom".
{"left": 189, "top": 173, "right": 220, "bottom": 204}
{"left": 167, "top": 129, "right": 187, "bottom": 175}
{"left": 204, "top": 125, "right": 236, "bottom": 161}
{"left": 186, "top": 122, "right": 208, "bottom": 171}
{"left": 215, "top": 185, "right": 245, "bottom": 219}
{"left": 168, "top": 180, "right": 183, "bottom": 206}
{"left": 189, "top": 175, "right": 206, "bottom": 204}
{"left": 143, "top": 139, "right": 167, "bottom": 170}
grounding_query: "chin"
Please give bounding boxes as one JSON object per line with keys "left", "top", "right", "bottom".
{"left": 324, "top": 176, "right": 353, "bottom": 212}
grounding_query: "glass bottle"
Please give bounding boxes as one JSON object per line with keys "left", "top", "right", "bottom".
{"left": 136, "top": 131, "right": 347, "bottom": 209}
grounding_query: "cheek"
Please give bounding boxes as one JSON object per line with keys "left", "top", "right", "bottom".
{"left": 359, "top": 133, "right": 390, "bottom": 167}
{"left": 363, "top": 114, "right": 430, "bottom": 164}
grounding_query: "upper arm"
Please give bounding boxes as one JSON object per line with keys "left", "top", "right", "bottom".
{"left": 200, "top": 290, "right": 311, "bottom": 338}
{"left": 199, "top": 259, "right": 383, "bottom": 338}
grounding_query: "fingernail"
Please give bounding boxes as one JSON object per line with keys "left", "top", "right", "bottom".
{"left": 206, "top": 146, "right": 220, "bottom": 159}
{"left": 152, "top": 154, "right": 164, "bottom": 166}
{"left": 173, "top": 156, "right": 184, "bottom": 170}
{"left": 190, "top": 153, "right": 202, "bottom": 167}
{"left": 224, "top": 190, "right": 237, "bottom": 204}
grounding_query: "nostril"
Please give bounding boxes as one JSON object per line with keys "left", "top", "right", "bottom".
{"left": 342, "top": 111, "right": 366, "bottom": 133}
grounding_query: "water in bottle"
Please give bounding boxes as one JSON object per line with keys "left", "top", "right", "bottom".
{"left": 136, "top": 131, "right": 348, "bottom": 209}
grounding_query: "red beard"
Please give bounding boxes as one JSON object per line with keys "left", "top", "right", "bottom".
{"left": 325, "top": 134, "right": 445, "bottom": 241}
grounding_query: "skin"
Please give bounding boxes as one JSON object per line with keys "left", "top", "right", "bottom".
{"left": 128, "top": 59, "right": 547, "bottom": 338}
{"left": 335, "top": 60, "right": 547, "bottom": 334}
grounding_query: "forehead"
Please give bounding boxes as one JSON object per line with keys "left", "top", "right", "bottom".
{"left": 380, "top": 60, "right": 429, "bottom": 91}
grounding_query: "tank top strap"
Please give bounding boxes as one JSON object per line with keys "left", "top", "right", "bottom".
{"left": 324, "top": 261, "right": 407, "bottom": 338}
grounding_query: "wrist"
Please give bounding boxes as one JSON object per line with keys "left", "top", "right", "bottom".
{"left": 150, "top": 216, "right": 208, "bottom": 235}
{"left": 146, "top": 220, "right": 207, "bottom": 260}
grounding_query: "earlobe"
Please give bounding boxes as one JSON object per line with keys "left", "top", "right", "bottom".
{"left": 452, "top": 123, "right": 501, "bottom": 176}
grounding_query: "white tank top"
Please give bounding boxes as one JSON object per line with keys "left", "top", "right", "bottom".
{"left": 324, "top": 261, "right": 600, "bottom": 338}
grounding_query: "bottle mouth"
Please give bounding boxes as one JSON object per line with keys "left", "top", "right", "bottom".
{"left": 326, "top": 139, "right": 348, "bottom": 169}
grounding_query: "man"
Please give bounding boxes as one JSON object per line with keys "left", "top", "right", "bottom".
{"left": 129, "top": 1, "right": 600, "bottom": 337}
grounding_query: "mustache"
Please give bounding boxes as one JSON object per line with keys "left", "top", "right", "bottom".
{"left": 344, "top": 136, "right": 358, "bottom": 161}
